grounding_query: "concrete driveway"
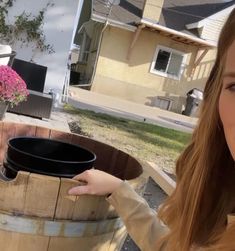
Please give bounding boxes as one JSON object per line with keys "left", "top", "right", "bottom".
{"left": 68, "top": 87, "right": 198, "bottom": 133}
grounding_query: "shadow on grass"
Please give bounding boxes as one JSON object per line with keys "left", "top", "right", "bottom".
{"left": 125, "top": 129, "right": 189, "bottom": 153}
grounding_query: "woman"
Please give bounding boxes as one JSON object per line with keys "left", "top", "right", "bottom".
{"left": 69, "top": 8, "right": 235, "bottom": 251}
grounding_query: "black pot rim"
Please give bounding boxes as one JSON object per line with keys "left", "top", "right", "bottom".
{"left": 7, "top": 136, "right": 96, "bottom": 164}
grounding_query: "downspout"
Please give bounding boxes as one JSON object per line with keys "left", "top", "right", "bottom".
{"left": 89, "top": 21, "right": 109, "bottom": 86}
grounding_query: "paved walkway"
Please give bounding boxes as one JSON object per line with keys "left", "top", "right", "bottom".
{"left": 4, "top": 109, "right": 70, "bottom": 132}
{"left": 69, "top": 87, "right": 198, "bottom": 133}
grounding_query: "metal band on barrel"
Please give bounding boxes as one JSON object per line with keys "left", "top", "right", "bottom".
{"left": 0, "top": 213, "right": 124, "bottom": 237}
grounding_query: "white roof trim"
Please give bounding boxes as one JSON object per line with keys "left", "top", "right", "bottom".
{"left": 186, "top": 4, "right": 235, "bottom": 29}
{"left": 141, "top": 18, "right": 217, "bottom": 47}
{"left": 91, "top": 13, "right": 136, "bottom": 32}
{"left": 186, "top": 22, "right": 202, "bottom": 29}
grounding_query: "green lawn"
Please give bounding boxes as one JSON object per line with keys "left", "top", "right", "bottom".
{"left": 64, "top": 105, "right": 192, "bottom": 173}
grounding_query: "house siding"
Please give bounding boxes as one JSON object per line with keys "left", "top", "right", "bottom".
{"left": 200, "top": 10, "right": 230, "bottom": 43}
{"left": 92, "top": 26, "right": 216, "bottom": 113}
{"left": 197, "top": 5, "right": 235, "bottom": 43}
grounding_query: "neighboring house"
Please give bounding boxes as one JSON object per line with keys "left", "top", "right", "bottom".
{"left": 72, "top": 0, "right": 235, "bottom": 113}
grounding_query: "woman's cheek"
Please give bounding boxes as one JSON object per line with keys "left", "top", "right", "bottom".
{"left": 219, "top": 91, "right": 235, "bottom": 160}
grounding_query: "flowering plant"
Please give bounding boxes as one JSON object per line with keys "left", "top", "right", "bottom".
{"left": 0, "top": 65, "right": 29, "bottom": 107}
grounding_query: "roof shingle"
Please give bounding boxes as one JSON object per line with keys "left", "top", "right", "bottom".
{"left": 92, "top": 0, "right": 235, "bottom": 37}
{"left": 93, "top": 0, "right": 145, "bottom": 26}
{"left": 159, "top": 0, "right": 235, "bottom": 31}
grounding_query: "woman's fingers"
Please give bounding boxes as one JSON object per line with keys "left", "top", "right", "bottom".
{"left": 68, "top": 184, "right": 91, "bottom": 195}
{"left": 69, "top": 171, "right": 92, "bottom": 195}
{"left": 68, "top": 169, "right": 123, "bottom": 196}
{"left": 72, "top": 171, "right": 88, "bottom": 182}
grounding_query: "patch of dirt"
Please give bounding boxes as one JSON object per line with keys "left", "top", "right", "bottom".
{"left": 69, "top": 121, "right": 91, "bottom": 137}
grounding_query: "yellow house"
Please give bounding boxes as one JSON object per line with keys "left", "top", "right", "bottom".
{"left": 72, "top": 0, "right": 235, "bottom": 113}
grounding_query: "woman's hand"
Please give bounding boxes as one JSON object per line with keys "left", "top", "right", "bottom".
{"left": 68, "top": 169, "right": 123, "bottom": 196}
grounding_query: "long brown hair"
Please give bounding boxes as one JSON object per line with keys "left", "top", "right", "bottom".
{"left": 157, "top": 8, "right": 235, "bottom": 251}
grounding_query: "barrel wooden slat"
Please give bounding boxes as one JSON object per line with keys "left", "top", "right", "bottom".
{"left": 0, "top": 122, "right": 3, "bottom": 162}
{"left": 47, "top": 232, "right": 113, "bottom": 251}
{"left": 111, "top": 150, "right": 129, "bottom": 179}
{"left": 70, "top": 133, "right": 82, "bottom": 145}
{"left": 54, "top": 178, "right": 79, "bottom": 220}
{"left": 55, "top": 178, "right": 117, "bottom": 221}
{"left": 0, "top": 230, "right": 50, "bottom": 251}
{"left": 105, "top": 204, "right": 120, "bottom": 219}
{"left": 15, "top": 124, "right": 36, "bottom": 137}
{"left": 72, "top": 195, "right": 103, "bottom": 221}
{"left": 0, "top": 122, "right": 17, "bottom": 162}
{"left": 49, "top": 130, "right": 72, "bottom": 143}
{"left": 107, "top": 147, "right": 119, "bottom": 174}
{"left": 93, "top": 142, "right": 117, "bottom": 172}
{"left": 108, "top": 226, "right": 127, "bottom": 251}
{"left": 72, "top": 134, "right": 96, "bottom": 152}
{"left": 54, "top": 178, "right": 113, "bottom": 221}
{"left": 0, "top": 122, "right": 148, "bottom": 251}
{"left": 35, "top": 126, "right": 51, "bottom": 138}
{"left": 99, "top": 231, "right": 123, "bottom": 251}
{"left": 94, "top": 196, "right": 117, "bottom": 220}
{"left": 0, "top": 171, "right": 29, "bottom": 213}
{"left": 124, "top": 156, "right": 143, "bottom": 180}
{"left": 2, "top": 122, "right": 17, "bottom": 140}
{"left": 24, "top": 173, "right": 60, "bottom": 218}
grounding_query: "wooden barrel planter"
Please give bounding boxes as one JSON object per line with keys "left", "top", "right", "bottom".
{"left": 0, "top": 122, "right": 148, "bottom": 251}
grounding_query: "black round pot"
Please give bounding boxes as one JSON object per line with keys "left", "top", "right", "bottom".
{"left": 3, "top": 136, "right": 96, "bottom": 178}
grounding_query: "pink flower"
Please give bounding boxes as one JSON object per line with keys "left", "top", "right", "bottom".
{"left": 0, "top": 65, "right": 29, "bottom": 107}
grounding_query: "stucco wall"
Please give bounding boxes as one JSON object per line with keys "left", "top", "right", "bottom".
{"left": 6, "top": 0, "right": 80, "bottom": 96}
{"left": 92, "top": 26, "right": 216, "bottom": 113}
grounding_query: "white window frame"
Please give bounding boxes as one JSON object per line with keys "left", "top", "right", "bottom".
{"left": 150, "top": 45, "right": 187, "bottom": 80}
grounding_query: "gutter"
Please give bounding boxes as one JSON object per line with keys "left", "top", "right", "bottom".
{"left": 141, "top": 18, "right": 217, "bottom": 48}
{"left": 91, "top": 13, "right": 136, "bottom": 32}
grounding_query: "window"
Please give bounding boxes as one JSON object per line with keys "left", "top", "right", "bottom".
{"left": 150, "top": 46, "right": 187, "bottom": 80}
{"left": 77, "top": 30, "right": 91, "bottom": 63}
